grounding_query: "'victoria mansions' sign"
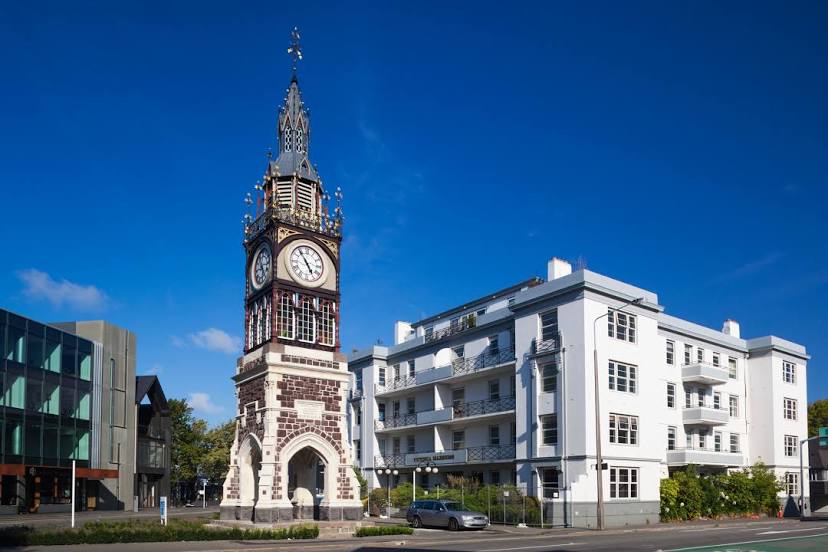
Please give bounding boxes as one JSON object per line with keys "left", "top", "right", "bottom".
{"left": 405, "top": 449, "right": 468, "bottom": 466}
{"left": 295, "top": 399, "right": 324, "bottom": 421}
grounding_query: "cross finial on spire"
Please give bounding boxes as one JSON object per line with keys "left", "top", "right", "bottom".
{"left": 287, "top": 26, "right": 302, "bottom": 78}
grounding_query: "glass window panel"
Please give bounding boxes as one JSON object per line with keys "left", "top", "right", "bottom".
{"left": 44, "top": 339, "right": 61, "bottom": 372}
{"left": 6, "top": 372, "right": 25, "bottom": 409}
{"left": 27, "top": 328, "right": 44, "bottom": 369}
{"left": 42, "top": 423, "right": 59, "bottom": 463}
{"left": 75, "top": 430, "right": 90, "bottom": 461}
{"left": 61, "top": 337, "right": 77, "bottom": 377}
{"left": 78, "top": 342, "right": 92, "bottom": 381}
{"left": 60, "top": 386, "right": 75, "bottom": 417}
{"left": 26, "top": 376, "right": 43, "bottom": 412}
{"left": 60, "top": 426, "right": 75, "bottom": 459}
{"left": 75, "top": 391, "right": 91, "bottom": 420}
{"left": 25, "top": 419, "right": 42, "bottom": 460}
{"left": 6, "top": 325, "right": 25, "bottom": 363}
{"left": 43, "top": 378, "right": 60, "bottom": 415}
{"left": 4, "top": 418, "right": 23, "bottom": 456}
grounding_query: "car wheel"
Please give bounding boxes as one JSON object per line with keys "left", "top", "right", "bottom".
{"left": 448, "top": 518, "right": 459, "bottom": 531}
{"left": 412, "top": 516, "right": 422, "bottom": 528}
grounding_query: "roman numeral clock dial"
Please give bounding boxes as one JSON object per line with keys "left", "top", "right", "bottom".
{"left": 290, "top": 245, "right": 324, "bottom": 282}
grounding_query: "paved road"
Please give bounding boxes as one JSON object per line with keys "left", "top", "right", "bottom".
{"left": 2, "top": 517, "right": 827, "bottom": 551}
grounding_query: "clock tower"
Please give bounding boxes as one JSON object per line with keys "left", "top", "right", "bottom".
{"left": 220, "top": 28, "right": 361, "bottom": 523}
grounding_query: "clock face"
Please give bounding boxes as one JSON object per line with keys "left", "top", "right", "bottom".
{"left": 290, "top": 245, "right": 324, "bottom": 282}
{"left": 252, "top": 244, "right": 272, "bottom": 289}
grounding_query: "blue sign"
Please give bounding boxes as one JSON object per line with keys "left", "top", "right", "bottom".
{"left": 160, "top": 496, "right": 168, "bottom": 525}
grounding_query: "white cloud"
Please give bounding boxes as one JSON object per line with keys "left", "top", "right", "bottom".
{"left": 17, "top": 268, "right": 109, "bottom": 311}
{"left": 188, "top": 328, "right": 241, "bottom": 354}
{"left": 170, "top": 335, "right": 185, "bottom": 348}
{"left": 147, "top": 363, "right": 163, "bottom": 375}
{"left": 187, "top": 392, "right": 224, "bottom": 415}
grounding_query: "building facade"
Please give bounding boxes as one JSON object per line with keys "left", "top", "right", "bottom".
{"left": 0, "top": 310, "right": 170, "bottom": 514}
{"left": 219, "top": 38, "right": 361, "bottom": 523}
{"left": 348, "top": 258, "right": 810, "bottom": 528}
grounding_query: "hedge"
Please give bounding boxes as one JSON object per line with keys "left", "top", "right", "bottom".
{"left": 354, "top": 525, "right": 414, "bottom": 537}
{"left": 0, "top": 519, "right": 319, "bottom": 546}
{"left": 661, "top": 463, "right": 783, "bottom": 521}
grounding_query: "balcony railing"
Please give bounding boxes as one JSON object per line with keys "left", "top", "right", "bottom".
{"left": 531, "top": 334, "right": 562, "bottom": 356}
{"left": 375, "top": 413, "right": 417, "bottom": 431}
{"left": 244, "top": 206, "right": 342, "bottom": 243}
{"left": 453, "top": 396, "right": 516, "bottom": 419}
{"left": 373, "top": 444, "right": 515, "bottom": 468}
{"left": 424, "top": 317, "right": 477, "bottom": 344}
{"left": 375, "top": 346, "right": 516, "bottom": 396}
{"left": 350, "top": 388, "right": 363, "bottom": 401}
{"left": 682, "top": 362, "right": 729, "bottom": 385}
{"left": 666, "top": 447, "right": 743, "bottom": 466}
{"left": 683, "top": 406, "right": 729, "bottom": 426}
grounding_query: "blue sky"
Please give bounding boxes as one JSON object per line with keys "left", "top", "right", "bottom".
{"left": 1, "top": 1, "right": 826, "bottom": 424}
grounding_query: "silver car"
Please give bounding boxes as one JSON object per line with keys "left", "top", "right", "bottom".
{"left": 406, "top": 499, "right": 489, "bottom": 530}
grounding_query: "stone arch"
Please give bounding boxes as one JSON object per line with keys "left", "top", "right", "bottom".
{"left": 278, "top": 429, "right": 342, "bottom": 510}
{"left": 238, "top": 433, "right": 262, "bottom": 509}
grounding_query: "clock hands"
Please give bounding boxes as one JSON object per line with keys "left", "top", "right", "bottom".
{"left": 299, "top": 250, "right": 314, "bottom": 274}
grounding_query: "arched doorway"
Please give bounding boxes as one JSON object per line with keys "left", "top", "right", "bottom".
{"left": 287, "top": 446, "right": 326, "bottom": 519}
{"left": 238, "top": 435, "right": 262, "bottom": 520}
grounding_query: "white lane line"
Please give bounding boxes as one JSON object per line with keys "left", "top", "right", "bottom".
{"left": 664, "top": 531, "right": 828, "bottom": 551}
{"left": 757, "top": 526, "right": 828, "bottom": 535}
{"left": 485, "top": 544, "right": 583, "bottom": 552}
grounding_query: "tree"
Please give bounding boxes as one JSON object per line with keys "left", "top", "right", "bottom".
{"left": 169, "top": 399, "right": 207, "bottom": 501}
{"left": 808, "top": 399, "right": 828, "bottom": 437}
{"left": 202, "top": 420, "right": 236, "bottom": 483}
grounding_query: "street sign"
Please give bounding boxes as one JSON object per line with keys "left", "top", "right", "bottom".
{"left": 160, "top": 496, "right": 168, "bottom": 526}
{"left": 820, "top": 427, "right": 828, "bottom": 448}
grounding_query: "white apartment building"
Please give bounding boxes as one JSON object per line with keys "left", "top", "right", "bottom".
{"left": 347, "top": 258, "right": 810, "bottom": 527}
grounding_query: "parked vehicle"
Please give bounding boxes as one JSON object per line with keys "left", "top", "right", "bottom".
{"left": 406, "top": 499, "right": 489, "bottom": 530}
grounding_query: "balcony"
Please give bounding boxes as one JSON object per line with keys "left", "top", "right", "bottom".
{"left": 530, "top": 334, "right": 562, "bottom": 357}
{"left": 682, "top": 362, "right": 729, "bottom": 385}
{"left": 374, "top": 396, "right": 516, "bottom": 432}
{"left": 424, "top": 316, "right": 477, "bottom": 344}
{"left": 666, "top": 447, "right": 743, "bottom": 466}
{"left": 349, "top": 388, "right": 363, "bottom": 401}
{"left": 373, "top": 444, "right": 516, "bottom": 468}
{"left": 375, "top": 347, "right": 516, "bottom": 396}
{"left": 683, "top": 406, "right": 729, "bottom": 426}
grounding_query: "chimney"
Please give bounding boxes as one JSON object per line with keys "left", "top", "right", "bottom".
{"left": 547, "top": 257, "right": 572, "bottom": 281}
{"left": 722, "top": 319, "right": 740, "bottom": 338}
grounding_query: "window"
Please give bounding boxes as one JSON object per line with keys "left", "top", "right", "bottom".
{"left": 713, "top": 392, "right": 721, "bottom": 410}
{"left": 452, "top": 345, "right": 465, "bottom": 359}
{"left": 407, "top": 360, "right": 415, "bottom": 378}
{"left": 696, "top": 389, "right": 704, "bottom": 409}
{"left": 392, "top": 400, "right": 400, "bottom": 419}
{"left": 354, "top": 404, "right": 361, "bottom": 426}
{"left": 452, "top": 430, "right": 465, "bottom": 450}
{"left": 507, "top": 296, "right": 516, "bottom": 307}
{"left": 686, "top": 432, "right": 692, "bottom": 448}
{"left": 378, "top": 366, "right": 386, "bottom": 386}
{"left": 667, "top": 383, "right": 676, "bottom": 408}
{"left": 407, "top": 435, "right": 416, "bottom": 454}
{"left": 542, "top": 362, "right": 558, "bottom": 393}
{"left": 729, "top": 395, "right": 739, "bottom": 418}
{"left": 488, "top": 335, "right": 500, "bottom": 356}
{"left": 452, "top": 388, "right": 465, "bottom": 409}
{"left": 378, "top": 403, "right": 386, "bottom": 422}
{"left": 392, "top": 437, "right": 401, "bottom": 454}
{"left": 277, "top": 293, "right": 294, "bottom": 340}
{"left": 666, "top": 340, "right": 674, "bottom": 365}
{"left": 392, "top": 364, "right": 400, "bottom": 381}
{"left": 540, "top": 310, "right": 558, "bottom": 341}
{"left": 407, "top": 398, "right": 415, "bottom": 415}
{"left": 297, "top": 296, "right": 315, "bottom": 343}
{"left": 510, "top": 374, "right": 516, "bottom": 397}
{"left": 541, "top": 414, "right": 558, "bottom": 445}
{"left": 667, "top": 426, "right": 676, "bottom": 451}
{"left": 784, "top": 398, "right": 797, "bottom": 420}
{"left": 489, "top": 425, "right": 500, "bottom": 446}
{"left": 318, "top": 301, "right": 336, "bottom": 346}
{"left": 608, "top": 361, "right": 637, "bottom": 393}
{"left": 730, "top": 434, "right": 740, "bottom": 453}
{"left": 728, "top": 357, "right": 737, "bottom": 379}
{"left": 697, "top": 347, "right": 704, "bottom": 363}
{"left": 684, "top": 344, "right": 692, "bottom": 365}
{"left": 354, "top": 440, "right": 361, "bottom": 462}
{"left": 378, "top": 437, "right": 386, "bottom": 454}
{"left": 784, "top": 435, "right": 798, "bottom": 457}
{"left": 609, "top": 414, "right": 638, "bottom": 445}
{"left": 490, "top": 471, "right": 501, "bottom": 486}
{"left": 510, "top": 422, "right": 516, "bottom": 444}
{"left": 685, "top": 389, "right": 692, "bottom": 408}
{"left": 424, "top": 326, "right": 433, "bottom": 340}
{"left": 488, "top": 380, "right": 500, "bottom": 401}
{"left": 477, "top": 308, "right": 487, "bottom": 317}
{"left": 698, "top": 430, "right": 707, "bottom": 450}
{"left": 609, "top": 467, "right": 638, "bottom": 499}
{"left": 542, "top": 469, "right": 560, "bottom": 499}
{"left": 783, "top": 361, "right": 796, "bottom": 384}
{"left": 712, "top": 352, "right": 720, "bottom": 367}
{"left": 785, "top": 473, "right": 799, "bottom": 496}
{"left": 714, "top": 431, "right": 722, "bottom": 452}
{"left": 449, "top": 316, "right": 461, "bottom": 331}
{"left": 608, "top": 310, "right": 636, "bottom": 343}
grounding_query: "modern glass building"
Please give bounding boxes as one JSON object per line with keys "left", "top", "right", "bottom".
{"left": 1, "top": 308, "right": 97, "bottom": 513}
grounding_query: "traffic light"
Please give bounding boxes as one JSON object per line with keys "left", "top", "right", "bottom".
{"left": 820, "top": 427, "right": 828, "bottom": 448}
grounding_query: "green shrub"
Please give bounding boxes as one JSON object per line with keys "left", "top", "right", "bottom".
{"left": 354, "top": 525, "right": 414, "bottom": 537}
{"left": 368, "top": 487, "right": 388, "bottom": 516}
{"left": 660, "top": 462, "right": 784, "bottom": 522}
{"left": 0, "top": 519, "right": 319, "bottom": 545}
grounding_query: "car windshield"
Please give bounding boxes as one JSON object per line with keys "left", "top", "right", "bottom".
{"left": 441, "top": 501, "right": 461, "bottom": 510}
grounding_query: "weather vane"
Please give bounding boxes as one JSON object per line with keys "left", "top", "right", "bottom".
{"left": 287, "top": 26, "right": 303, "bottom": 77}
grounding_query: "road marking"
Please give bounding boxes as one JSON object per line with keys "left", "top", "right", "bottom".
{"left": 664, "top": 531, "right": 828, "bottom": 551}
{"left": 484, "top": 544, "right": 583, "bottom": 552}
{"left": 757, "top": 526, "right": 828, "bottom": 535}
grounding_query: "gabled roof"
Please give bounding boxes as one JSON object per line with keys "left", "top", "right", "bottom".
{"left": 135, "top": 375, "right": 170, "bottom": 415}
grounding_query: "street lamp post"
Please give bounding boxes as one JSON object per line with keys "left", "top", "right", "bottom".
{"left": 592, "top": 296, "right": 644, "bottom": 530}
{"left": 414, "top": 463, "right": 439, "bottom": 504}
{"left": 383, "top": 467, "right": 398, "bottom": 518}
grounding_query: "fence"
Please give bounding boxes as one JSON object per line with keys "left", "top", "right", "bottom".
{"left": 361, "top": 480, "right": 568, "bottom": 528}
